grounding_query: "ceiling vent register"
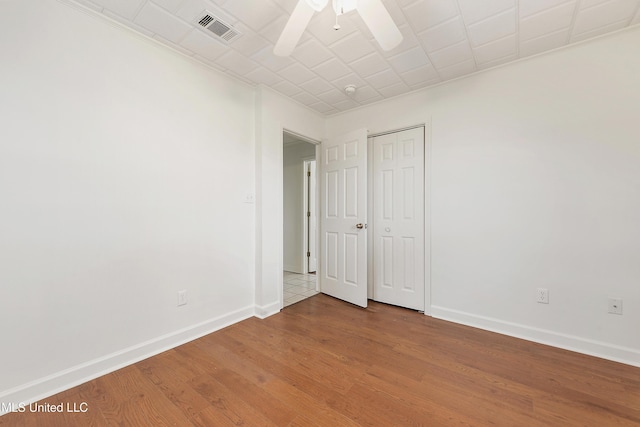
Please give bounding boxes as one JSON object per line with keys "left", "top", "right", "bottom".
{"left": 196, "top": 11, "right": 240, "bottom": 43}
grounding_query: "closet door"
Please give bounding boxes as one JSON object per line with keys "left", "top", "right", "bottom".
{"left": 372, "top": 127, "right": 424, "bottom": 310}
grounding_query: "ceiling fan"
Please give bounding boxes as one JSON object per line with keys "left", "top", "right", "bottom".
{"left": 274, "top": 0, "right": 403, "bottom": 56}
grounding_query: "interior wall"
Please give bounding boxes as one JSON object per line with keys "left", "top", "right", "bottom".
{"left": 0, "top": 0, "right": 256, "bottom": 405}
{"left": 327, "top": 27, "right": 640, "bottom": 366}
{"left": 283, "top": 142, "right": 316, "bottom": 273}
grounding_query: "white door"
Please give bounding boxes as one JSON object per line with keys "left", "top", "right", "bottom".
{"left": 307, "top": 160, "right": 317, "bottom": 273}
{"left": 320, "top": 129, "right": 368, "bottom": 307}
{"left": 371, "top": 127, "right": 424, "bottom": 310}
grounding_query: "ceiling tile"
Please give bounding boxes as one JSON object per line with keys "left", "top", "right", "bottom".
{"left": 152, "top": 34, "right": 195, "bottom": 56}
{"left": 571, "top": 16, "right": 629, "bottom": 41}
{"left": 457, "top": 0, "right": 515, "bottom": 24}
{"left": 316, "top": 89, "right": 350, "bottom": 105}
{"left": 292, "top": 91, "right": 320, "bottom": 106}
{"left": 222, "top": 0, "right": 282, "bottom": 32}
{"left": 519, "top": 0, "right": 576, "bottom": 18}
{"left": 229, "top": 30, "right": 270, "bottom": 57}
{"left": 308, "top": 101, "right": 335, "bottom": 114}
{"left": 349, "top": 53, "right": 390, "bottom": 78}
{"left": 215, "top": 50, "right": 259, "bottom": 75}
{"left": 333, "top": 99, "right": 360, "bottom": 111}
{"left": 309, "top": 102, "right": 338, "bottom": 114}
{"left": 152, "top": 0, "right": 186, "bottom": 12}
{"left": 428, "top": 41, "right": 474, "bottom": 69}
{"left": 330, "top": 32, "right": 376, "bottom": 63}
{"left": 244, "top": 66, "right": 282, "bottom": 85}
{"left": 255, "top": 15, "right": 292, "bottom": 44}
{"left": 102, "top": 9, "right": 155, "bottom": 36}
{"left": 312, "top": 58, "right": 352, "bottom": 81}
{"left": 380, "top": 25, "right": 421, "bottom": 58}
{"left": 466, "top": 8, "right": 516, "bottom": 47}
{"left": 400, "top": 64, "right": 439, "bottom": 86}
{"left": 73, "top": 0, "right": 104, "bottom": 12}
{"left": 278, "top": 63, "right": 317, "bottom": 85}
{"left": 299, "top": 78, "right": 334, "bottom": 95}
{"left": 176, "top": 0, "right": 237, "bottom": 25}
{"left": 331, "top": 73, "right": 368, "bottom": 92}
{"left": 352, "top": 85, "right": 382, "bottom": 103}
{"left": 519, "top": 29, "right": 570, "bottom": 56}
{"left": 572, "top": 0, "right": 638, "bottom": 35}
{"left": 250, "top": 45, "right": 294, "bottom": 71}
{"left": 180, "top": 29, "right": 229, "bottom": 61}
{"left": 437, "top": 59, "right": 477, "bottom": 80}
{"left": 272, "top": 80, "right": 303, "bottom": 97}
{"left": 404, "top": 0, "right": 459, "bottom": 32}
{"left": 387, "top": 47, "right": 431, "bottom": 73}
{"left": 419, "top": 17, "right": 467, "bottom": 52}
{"left": 477, "top": 53, "right": 518, "bottom": 70}
{"left": 365, "top": 68, "right": 402, "bottom": 89}
{"left": 377, "top": 81, "right": 411, "bottom": 98}
{"left": 90, "top": 0, "right": 145, "bottom": 19}
{"left": 473, "top": 34, "right": 516, "bottom": 64}
{"left": 581, "top": 0, "right": 615, "bottom": 8}
{"left": 520, "top": 2, "right": 577, "bottom": 41}
{"left": 292, "top": 39, "right": 335, "bottom": 69}
{"left": 135, "top": 1, "right": 192, "bottom": 43}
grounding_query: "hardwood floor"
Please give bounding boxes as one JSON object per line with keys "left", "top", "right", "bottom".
{"left": 2, "top": 294, "right": 639, "bottom": 426}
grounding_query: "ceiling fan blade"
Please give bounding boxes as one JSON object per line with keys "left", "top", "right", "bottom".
{"left": 357, "top": 0, "right": 403, "bottom": 51}
{"left": 274, "top": 0, "right": 316, "bottom": 57}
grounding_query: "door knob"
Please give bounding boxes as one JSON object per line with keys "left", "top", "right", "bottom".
{"left": 356, "top": 223, "right": 364, "bottom": 229}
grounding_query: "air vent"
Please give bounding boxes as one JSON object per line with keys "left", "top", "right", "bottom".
{"left": 196, "top": 11, "right": 240, "bottom": 43}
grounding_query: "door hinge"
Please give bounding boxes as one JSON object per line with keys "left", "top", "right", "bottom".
{"left": 307, "top": 211, "right": 311, "bottom": 217}
{"left": 307, "top": 171, "right": 311, "bottom": 177}
{"left": 307, "top": 251, "right": 311, "bottom": 257}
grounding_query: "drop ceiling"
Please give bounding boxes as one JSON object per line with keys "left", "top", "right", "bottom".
{"left": 70, "top": 0, "right": 640, "bottom": 115}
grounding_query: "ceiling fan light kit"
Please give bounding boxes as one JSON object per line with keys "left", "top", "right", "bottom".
{"left": 274, "top": 0, "right": 403, "bottom": 57}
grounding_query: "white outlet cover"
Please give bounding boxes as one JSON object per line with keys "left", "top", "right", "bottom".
{"left": 608, "top": 297, "right": 623, "bottom": 315}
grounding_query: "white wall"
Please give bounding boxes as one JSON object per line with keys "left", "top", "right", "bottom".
{"left": 327, "top": 27, "right": 640, "bottom": 366}
{"left": 255, "top": 87, "right": 324, "bottom": 317}
{"left": 0, "top": 0, "right": 256, "bottom": 406}
{"left": 283, "top": 142, "right": 316, "bottom": 273}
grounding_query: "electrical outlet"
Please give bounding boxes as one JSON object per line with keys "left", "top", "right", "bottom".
{"left": 178, "top": 290, "right": 187, "bottom": 306}
{"left": 608, "top": 297, "right": 622, "bottom": 315}
{"left": 536, "top": 288, "right": 549, "bottom": 304}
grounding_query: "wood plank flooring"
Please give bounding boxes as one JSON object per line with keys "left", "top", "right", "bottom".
{"left": 2, "top": 294, "right": 639, "bottom": 426}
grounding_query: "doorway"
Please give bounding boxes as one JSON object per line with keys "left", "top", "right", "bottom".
{"left": 283, "top": 131, "right": 319, "bottom": 307}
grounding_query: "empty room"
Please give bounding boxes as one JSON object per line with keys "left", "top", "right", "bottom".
{"left": 1, "top": 0, "right": 639, "bottom": 425}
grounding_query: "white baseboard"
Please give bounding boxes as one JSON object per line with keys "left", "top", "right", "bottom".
{"left": 254, "top": 300, "right": 281, "bottom": 319}
{"left": 0, "top": 305, "right": 255, "bottom": 415}
{"left": 431, "top": 306, "right": 640, "bottom": 368}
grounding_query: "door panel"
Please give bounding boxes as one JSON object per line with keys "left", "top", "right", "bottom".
{"left": 372, "top": 127, "right": 424, "bottom": 310}
{"left": 320, "top": 129, "right": 368, "bottom": 307}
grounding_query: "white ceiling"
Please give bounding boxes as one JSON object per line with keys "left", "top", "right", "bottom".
{"left": 71, "top": 0, "right": 640, "bottom": 115}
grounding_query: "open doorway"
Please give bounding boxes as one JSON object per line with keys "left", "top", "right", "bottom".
{"left": 283, "top": 131, "right": 319, "bottom": 307}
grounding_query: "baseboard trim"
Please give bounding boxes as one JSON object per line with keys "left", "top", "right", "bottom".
{"left": 254, "top": 301, "right": 281, "bottom": 319}
{"left": 431, "top": 306, "right": 640, "bottom": 368}
{"left": 0, "top": 305, "right": 255, "bottom": 415}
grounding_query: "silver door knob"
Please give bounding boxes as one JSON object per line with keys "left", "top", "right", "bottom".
{"left": 356, "top": 223, "right": 364, "bottom": 229}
